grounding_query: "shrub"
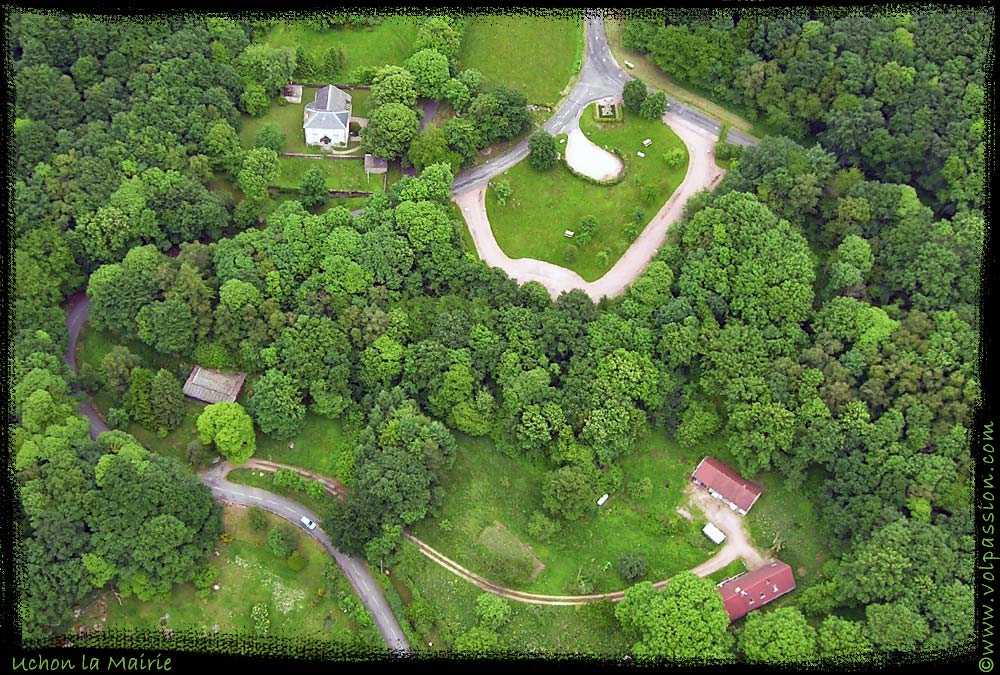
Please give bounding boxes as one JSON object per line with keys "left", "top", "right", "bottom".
{"left": 528, "top": 131, "right": 559, "bottom": 171}
{"left": 107, "top": 406, "right": 131, "bottom": 429}
{"left": 493, "top": 180, "right": 513, "bottom": 207}
{"left": 526, "top": 510, "right": 561, "bottom": 542}
{"left": 194, "top": 342, "right": 236, "bottom": 370}
{"left": 625, "top": 222, "right": 642, "bottom": 241}
{"left": 627, "top": 477, "right": 654, "bottom": 501}
{"left": 287, "top": 551, "right": 307, "bottom": 572}
{"left": 663, "top": 148, "right": 685, "bottom": 168}
{"left": 577, "top": 215, "right": 598, "bottom": 245}
{"left": 617, "top": 553, "right": 648, "bottom": 583}
{"left": 306, "top": 480, "right": 327, "bottom": 501}
{"left": 563, "top": 244, "right": 578, "bottom": 264}
{"left": 475, "top": 594, "right": 512, "bottom": 631}
{"left": 267, "top": 525, "right": 297, "bottom": 559}
{"left": 248, "top": 507, "right": 268, "bottom": 532}
{"left": 596, "top": 250, "right": 610, "bottom": 268}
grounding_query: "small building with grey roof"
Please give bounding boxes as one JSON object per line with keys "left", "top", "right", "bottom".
{"left": 183, "top": 366, "right": 247, "bottom": 404}
{"left": 303, "top": 85, "right": 352, "bottom": 148}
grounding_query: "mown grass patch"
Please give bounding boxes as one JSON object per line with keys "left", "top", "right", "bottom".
{"left": 389, "top": 541, "right": 629, "bottom": 656}
{"left": 745, "top": 468, "right": 832, "bottom": 594}
{"left": 253, "top": 413, "right": 355, "bottom": 484}
{"left": 274, "top": 157, "right": 370, "bottom": 192}
{"left": 459, "top": 13, "right": 583, "bottom": 106}
{"left": 484, "top": 111, "right": 687, "bottom": 281}
{"left": 411, "top": 429, "right": 725, "bottom": 596}
{"left": 262, "top": 16, "right": 421, "bottom": 79}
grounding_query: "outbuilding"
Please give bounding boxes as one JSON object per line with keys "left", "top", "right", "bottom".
{"left": 717, "top": 560, "right": 796, "bottom": 621}
{"left": 691, "top": 456, "right": 762, "bottom": 516}
{"left": 702, "top": 522, "right": 726, "bottom": 545}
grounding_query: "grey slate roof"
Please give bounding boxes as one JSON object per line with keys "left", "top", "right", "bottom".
{"left": 364, "top": 154, "right": 388, "bottom": 173}
{"left": 183, "top": 366, "right": 246, "bottom": 404}
{"left": 304, "top": 111, "right": 349, "bottom": 131}
{"left": 305, "top": 84, "right": 352, "bottom": 114}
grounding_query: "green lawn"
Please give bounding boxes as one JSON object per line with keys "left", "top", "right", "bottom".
{"left": 263, "top": 17, "right": 421, "bottom": 78}
{"left": 410, "top": 429, "right": 723, "bottom": 597}
{"left": 389, "top": 541, "right": 629, "bottom": 656}
{"left": 484, "top": 110, "right": 687, "bottom": 281}
{"left": 254, "top": 413, "right": 355, "bottom": 484}
{"left": 73, "top": 505, "right": 363, "bottom": 648}
{"left": 459, "top": 13, "right": 583, "bottom": 106}
{"left": 745, "top": 468, "right": 833, "bottom": 595}
{"left": 274, "top": 157, "right": 371, "bottom": 191}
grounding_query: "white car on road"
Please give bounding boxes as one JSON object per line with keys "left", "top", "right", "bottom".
{"left": 299, "top": 516, "right": 317, "bottom": 530}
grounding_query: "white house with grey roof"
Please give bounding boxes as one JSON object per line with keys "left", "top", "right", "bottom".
{"left": 303, "top": 85, "right": 352, "bottom": 148}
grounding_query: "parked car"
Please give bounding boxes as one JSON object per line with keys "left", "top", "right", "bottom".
{"left": 299, "top": 516, "right": 317, "bottom": 530}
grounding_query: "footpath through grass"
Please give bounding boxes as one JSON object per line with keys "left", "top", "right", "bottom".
{"left": 389, "top": 541, "right": 629, "bottom": 656}
{"left": 73, "top": 505, "right": 365, "bottom": 647}
{"left": 485, "top": 111, "right": 687, "bottom": 281}
{"left": 459, "top": 12, "right": 583, "bottom": 106}
{"left": 254, "top": 413, "right": 356, "bottom": 485}
{"left": 262, "top": 16, "right": 421, "bottom": 79}
{"left": 410, "top": 429, "right": 723, "bottom": 597}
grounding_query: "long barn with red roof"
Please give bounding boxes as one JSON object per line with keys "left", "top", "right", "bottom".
{"left": 691, "top": 456, "right": 762, "bottom": 516}
{"left": 717, "top": 560, "right": 797, "bottom": 621}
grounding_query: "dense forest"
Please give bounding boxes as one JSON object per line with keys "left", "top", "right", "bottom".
{"left": 622, "top": 8, "right": 989, "bottom": 216}
{"left": 9, "top": 9, "right": 985, "bottom": 661}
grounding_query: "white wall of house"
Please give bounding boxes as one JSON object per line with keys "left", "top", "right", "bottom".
{"left": 306, "top": 127, "right": 348, "bottom": 147}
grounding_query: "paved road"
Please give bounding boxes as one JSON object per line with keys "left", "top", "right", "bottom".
{"left": 201, "top": 463, "right": 412, "bottom": 654}
{"left": 451, "top": 14, "right": 750, "bottom": 301}
{"left": 455, "top": 103, "right": 724, "bottom": 302}
{"left": 451, "top": 14, "right": 625, "bottom": 195}
{"left": 61, "top": 294, "right": 411, "bottom": 654}
{"left": 64, "top": 292, "right": 110, "bottom": 439}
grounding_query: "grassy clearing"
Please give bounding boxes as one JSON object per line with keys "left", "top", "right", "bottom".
{"left": 263, "top": 16, "right": 421, "bottom": 77}
{"left": 254, "top": 413, "right": 354, "bottom": 483}
{"left": 238, "top": 96, "right": 312, "bottom": 155}
{"left": 745, "top": 468, "right": 832, "bottom": 594}
{"left": 410, "top": 429, "right": 725, "bottom": 596}
{"left": 484, "top": 110, "right": 687, "bottom": 281}
{"left": 459, "top": 13, "right": 583, "bottom": 106}
{"left": 74, "top": 504, "right": 360, "bottom": 645}
{"left": 77, "top": 323, "right": 206, "bottom": 464}
{"left": 274, "top": 157, "right": 370, "bottom": 191}
{"left": 603, "top": 18, "right": 759, "bottom": 136}
{"left": 389, "top": 541, "right": 629, "bottom": 656}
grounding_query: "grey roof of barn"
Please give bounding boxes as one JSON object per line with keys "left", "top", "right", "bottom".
{"left": 304, "top": 111, "right": 350, "bottom": 131}
{"left": 365, "top": 154, "right": 388, "bottom": 173}
{"left": 183, "top": 366, "right": 247, "bottom": 404}
{"left": 306, "top": 84, "right": 352, "bottom": 114}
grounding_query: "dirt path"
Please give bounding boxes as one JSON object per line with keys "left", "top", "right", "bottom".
{"left": 456, "top": 111, "right": 724, "bottom": 301}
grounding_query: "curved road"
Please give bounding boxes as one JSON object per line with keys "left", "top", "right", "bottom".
{"left": 450, "top": 13, "right": 739, "bottom": 301}
{"left": 201, "top": 464, "right": 411, "bottom": 653}
{"left": 62, "top": 293, "right": 411, "bottom": 654}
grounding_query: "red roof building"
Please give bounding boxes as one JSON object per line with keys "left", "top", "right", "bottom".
{"left": 717, "top": 560, "right": 796, "bottom": 621}
{"left": 691, "top": 456, "right": 762, "bottom": 515}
